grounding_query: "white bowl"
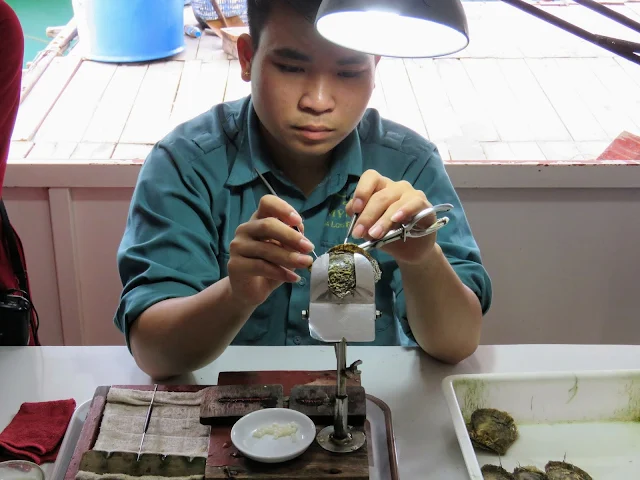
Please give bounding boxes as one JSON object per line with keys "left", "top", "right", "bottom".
{"left": 231, "top": 408, "right": 316, "bottom": 463}
{"left": 0, "top": 461, "right": 44, "bottom": 480}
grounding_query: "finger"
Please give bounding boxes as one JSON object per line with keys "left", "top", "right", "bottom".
{"left": 238, "top": 217, "right": 315, "bottom": 254}
{"left": 345, "top": 197, "right": 354, "bottom": 217}
{"left": 232, "top": 236, "right": 314, "bottom": 270}
{"left": 349, "top": 170, "right": 388, "bottom": 215}
{"left": 229, "top": 256, "right": 300, "bottom": 283}
{"left": 253, "top": 195, "right": 309, "bottom": 244}
{"left": 266, "top": 237, "right": 307, "bottom": 255}
{"left": 352, "top": 187, "right": 402, "bottom": 239}
{"left": 253, "top": 195, "right": 303, "bottom": 227}
{"left": 369, "top": 195, "right": 431, "bottom": 239}
{"left": 264, "top": 238, "right": 283, "bottom": 247}
{"left": 389, "top": 191, "right": 430, "bottom": 223}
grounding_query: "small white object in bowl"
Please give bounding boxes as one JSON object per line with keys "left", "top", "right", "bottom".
{"left": 231, "top": 408, "right": 316, "bottom": 463}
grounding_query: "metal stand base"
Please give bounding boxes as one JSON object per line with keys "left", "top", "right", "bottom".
{"left": 315, "top": 338, "right": 367, "bottom": 454}
{"left": 317, "top": 425, "right": 367, "bottom": 453}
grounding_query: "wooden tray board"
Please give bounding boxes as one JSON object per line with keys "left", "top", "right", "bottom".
{"left": 64, "top": 384, "right": 207, "bottom": 480}
{"left": 62, "top": 371, "right": 398, "bottom": 480}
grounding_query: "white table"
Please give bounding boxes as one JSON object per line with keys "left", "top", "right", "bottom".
{"left": 1, "top": 345, "right": 639, "bottom": 479}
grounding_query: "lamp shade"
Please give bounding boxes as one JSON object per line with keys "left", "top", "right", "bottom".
{"left": 315, "top": 0, "right": 470, "bottom": 58}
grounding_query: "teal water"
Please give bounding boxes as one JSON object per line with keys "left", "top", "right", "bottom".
{"left": 6, "top": 0, "right": 74, "bottom": 68}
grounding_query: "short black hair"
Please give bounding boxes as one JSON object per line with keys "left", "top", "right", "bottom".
{"left": 246, "top": 0, "right": 323, "bottom": 48}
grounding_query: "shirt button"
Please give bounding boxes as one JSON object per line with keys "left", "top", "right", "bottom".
{"left": 294, "top": 336, "right": 301, "bottom": 344}
{"left": 297, "top": 277, "right": 307, "bottom": 286}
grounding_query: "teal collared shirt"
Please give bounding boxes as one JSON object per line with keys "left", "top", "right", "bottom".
{"left": 115, "top": 96, "right": 491, "bottom": 348}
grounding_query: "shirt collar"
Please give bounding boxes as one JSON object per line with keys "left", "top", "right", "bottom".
{"left": 226, "top": 98, "right": 363, "bottom": 189}
{"left": 226, "top": 99, "right": 271, "bottom": 187}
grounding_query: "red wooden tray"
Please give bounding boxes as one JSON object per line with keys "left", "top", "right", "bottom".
{"left": 62, "top": 370, "right": 399, "bottom": 480}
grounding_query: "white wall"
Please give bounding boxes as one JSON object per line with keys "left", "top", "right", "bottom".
{"left": 3, "top": 162, "right": 640, "bottom": 346}
{"left": 2, "top": 187, "right": 64, "bottom": 345}
{"left": 3, "top": 186, "right": 132, "bottom": 346}
{"left": 461, "top": 187, "right": 640, "bottom": 345}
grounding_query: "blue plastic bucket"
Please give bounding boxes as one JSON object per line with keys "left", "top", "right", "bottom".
{"left": 72, "top": 0, "right": 185, "bottom": 63}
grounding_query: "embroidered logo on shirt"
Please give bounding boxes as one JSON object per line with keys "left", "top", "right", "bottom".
{"left": 325, "top": 192, "right": 350, "bottom": 229}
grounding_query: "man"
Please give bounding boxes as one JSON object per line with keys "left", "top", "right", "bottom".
{"left": 115, "top": 0, "right": 492, "bottom": 379}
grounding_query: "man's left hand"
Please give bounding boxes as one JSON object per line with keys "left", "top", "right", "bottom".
{"left": 345, "top": 169, "right": 438, "bottom": 266}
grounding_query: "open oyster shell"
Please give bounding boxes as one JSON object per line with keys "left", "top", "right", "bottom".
{"left": 467, "top": 408, "right": 519, "bottom": 456}
{"left": 481, "top": 465, "right": 515, "bottom": 480}
{"left": 326, "top": 243, "right": 382, "bottom": 298}
{"left": 545, "top": 461, "right": 592, "bottom": 480}
{"left": 513, "top": 466, "right": 547, "bottom": 480}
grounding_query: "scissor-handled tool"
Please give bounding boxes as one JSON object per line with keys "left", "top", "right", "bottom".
{"left": 347, "top": 203, "right": 454, "bottom": 251}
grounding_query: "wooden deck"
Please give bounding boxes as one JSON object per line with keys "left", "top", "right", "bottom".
{"left": 8, "top": 1, "right": 640, "bottom": 163}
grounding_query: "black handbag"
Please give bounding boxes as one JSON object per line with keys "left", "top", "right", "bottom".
{"left": 0, "top": 199, "right": 39, "bottom": 346}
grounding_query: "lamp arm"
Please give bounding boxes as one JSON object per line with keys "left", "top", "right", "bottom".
{"left": 500, "top": 0, "right": 640, "bottom": 65}
{"left": 573, "top": 0, "right": 640, "bottom": 32}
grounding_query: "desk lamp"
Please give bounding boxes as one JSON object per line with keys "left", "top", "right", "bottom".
{"left": 314, "top": 0, "right": 640, "bottom": 64}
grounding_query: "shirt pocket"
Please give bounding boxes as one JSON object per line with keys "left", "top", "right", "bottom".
{"left": 218, "top": 252, "right": 272, "bottom": 344}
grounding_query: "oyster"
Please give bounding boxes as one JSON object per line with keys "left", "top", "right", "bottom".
{"left": 467, "top": 408, "right": 519, "bottom": 456}
{"left": 326, "top": 243, "right": 381, "bottom": 298}
{"left": 481, "top": 465, "right": 515, "bottom": 480}
{"left": 513, "top": 466, "right": 547, "bottom": 480}
{"left": 545, "top": 461, "right": 592, "bottom": 480}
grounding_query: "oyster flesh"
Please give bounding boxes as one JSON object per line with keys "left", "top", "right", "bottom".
{"left": 326, "top": 243, "right": 381, "bottom": 299}
{"left": 481, "top": 465, "right": 515, "bottom": 480}
{"left": 545, "top": 461, "right": 592, "bottom": 480}
{"left": 467, "top": 408, "right": 519, "bottom": 456}
{"left": 513, "top": 466, "right": 547, "bottom": 480}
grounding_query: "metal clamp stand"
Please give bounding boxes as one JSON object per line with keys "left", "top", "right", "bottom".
{"left": 316, "top": 338, "right": 366, "bottom": 453}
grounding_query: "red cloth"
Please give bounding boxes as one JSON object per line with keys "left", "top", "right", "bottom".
{"left": 0, "top": 399, "right": 76, "bottom": 464}
{"left": 0, "top": 1, "right": 35, "bottom": 345}
{"left": 0, "top": 0, "right": 24, "bottom": 197}
{"left": 0, "top": 213, "right": 15, "bottom": 294}
{"left": 597, "top": 131, "right": 640, "bottom": 161}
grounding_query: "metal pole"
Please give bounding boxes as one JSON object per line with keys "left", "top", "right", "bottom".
{"left": 333, "top": 338, "right": 349, "bottom": 440}
{"left": 572, "top": 0, "right": 640, "bottom": 33}
{"left": 500, "top": 0, "right": 640, "bottom": 65}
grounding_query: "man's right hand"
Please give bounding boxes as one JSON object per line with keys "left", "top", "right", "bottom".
{"left": 227, "top": 195, "right": 315, "bottom": 307}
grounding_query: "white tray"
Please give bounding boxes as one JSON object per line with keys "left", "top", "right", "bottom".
{"left": 442, "top": 369, "right": 640, "bottom": 480}
{"left": 48, "top": 396, "right": 398, "bottom": 480}
{"left": 49, "top": 399, "right": 91, "bottom": 480}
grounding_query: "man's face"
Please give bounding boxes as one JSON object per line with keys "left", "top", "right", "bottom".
{"left": 237, "top": 3, "right": 379, "bottom": 161}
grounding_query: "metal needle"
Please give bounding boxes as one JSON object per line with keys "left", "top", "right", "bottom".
{"left": 344, "top": 213, "right": 358, "bottom": 244}
{"left": 254, "top": 168, "right": 318, "bottom": 259}
{"left": 137, "top": 384, "right": 157, "bottom": 461}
